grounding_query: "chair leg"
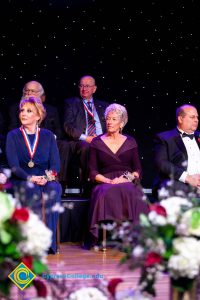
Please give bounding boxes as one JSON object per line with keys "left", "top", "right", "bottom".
{"left": 102, "top": 227, "right": 107, "bottom": 252}
{"left": 56, "top": 217, "right": 60, "bottom": 254}
{"left": 42, "top": 194, "right": 46, "bottom": 224}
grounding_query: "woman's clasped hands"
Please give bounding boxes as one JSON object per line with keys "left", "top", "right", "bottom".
{"left": 29, "top": 175, "right": 47, "bottom": 185}
{"left": 108, "top": 172, "right": 139, "bottom": 184}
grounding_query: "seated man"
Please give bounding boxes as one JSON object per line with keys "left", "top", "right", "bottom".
{"left": 64, "top": 75, "right": 109, "bottom": 196}
{"left": 152, "top": 104, "right": 200, "bottom": 199}
{"left": 9, "top": 80, "right": 70, "bottom": 193}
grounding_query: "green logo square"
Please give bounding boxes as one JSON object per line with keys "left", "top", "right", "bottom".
{"left": 8, "top": 262, "right": 36, "bottom": 290}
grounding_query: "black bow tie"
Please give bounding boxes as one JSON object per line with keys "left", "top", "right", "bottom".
{"left": 182, "top": 132, "right": 195, "bottom": 140}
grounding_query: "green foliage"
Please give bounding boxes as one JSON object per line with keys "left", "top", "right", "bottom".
{"left": 33, "top": 259, "right": 49, "bottom": 275}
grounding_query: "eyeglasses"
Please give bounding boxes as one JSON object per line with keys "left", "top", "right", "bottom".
{"left": 78, "top": 84, "right": 95, "bottom": 89}
{"left": 24, "top": 89, "right": 41, "bottom": 94}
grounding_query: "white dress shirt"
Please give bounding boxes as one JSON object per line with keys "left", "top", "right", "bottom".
{"left": 178, "top": 128, "right": 200, "bottom": 183}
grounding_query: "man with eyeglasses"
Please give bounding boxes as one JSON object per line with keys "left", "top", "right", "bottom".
{"left": 8, "top": 80, "right": 70, "bottom": 192}
{"left": 64, "top": 75, "right": 109, "bottom": 196}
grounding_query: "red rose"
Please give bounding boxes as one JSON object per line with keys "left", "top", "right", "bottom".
{"left": 51, "top": 170, "right": 57, "bottom": 176}
{"left": 107, "top": 278, "right": 123, "bottom": 296}
{"left": 11, "top": 208, "right": 29, "bottom": 222}
{"left": 145, "top": 252, "right": 162, "bottom": 267}
{"left": 33, "top": 278, "right": 48, "bottom": 297}
{"left": 150, "top": 204, "right": 167, "bottom": 217}
{"left": 198, "top": 138, "right": 200, "bottom": 143}
{"left": 22, "top": 256, "right": 33, "bottom": 270}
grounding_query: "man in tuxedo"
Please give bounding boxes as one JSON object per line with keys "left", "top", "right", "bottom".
{"left": 9, "top": 81, "right": 70, "bottom": 191}
{"left": 153, "top": 104, "right": 200, "bottom": 198}
{"left": 64, "top": 75, "right": 109, "bottom": 195}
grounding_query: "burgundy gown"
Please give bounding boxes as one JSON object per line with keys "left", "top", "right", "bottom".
{"left": 89, "top": 134, "right": 149, "bottom": 239}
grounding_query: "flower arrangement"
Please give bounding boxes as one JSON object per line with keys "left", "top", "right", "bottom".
{"left": 110, "top": 187, "right": 200, "bottom": 298}
{"left": 0, "top": 189, "right": 52, "bottom": 297}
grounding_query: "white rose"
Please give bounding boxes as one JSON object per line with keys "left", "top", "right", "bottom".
{"left": 160, "top": 197, "right": 191, "bottom": 225}
{"left": 68, "top": 287, "right": 107, "bottom": 300}
{"left": 168, "top": 254, "right": 199, "bottom": 279}
{"left": 18, "top": 210, "right": 52, "bottom": 257}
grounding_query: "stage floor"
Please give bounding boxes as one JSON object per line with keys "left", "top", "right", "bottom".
{"left": 46, "top": 243, "right": 169, "bottom": 299}
{"left": 8, "top": 243, "right": 169, "bottom": 299}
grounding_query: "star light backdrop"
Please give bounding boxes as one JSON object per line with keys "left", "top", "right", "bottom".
{"left": 1, "top": 0, "right": 200, "bottom": 187}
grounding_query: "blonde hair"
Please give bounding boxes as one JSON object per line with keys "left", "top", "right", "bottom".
{"left": 105, "top": 103, "right": 128, "bottom": 128}
{"left": 19, "top": 96, "right": 46, "bottom": 125}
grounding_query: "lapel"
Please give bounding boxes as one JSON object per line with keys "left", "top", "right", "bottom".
{"left": 174, "top": 129, "right": 200, "bottom": 157}
{"left": 173, "top": 128, "right": 188, "bottom": 158}
{"left": 79, "top": 99, "right": 87, "bottom": 127}
{"left": 93, "top": 98, "right": 106, "bottom": 130}
{"left": 95, "top": 136, "right": 122, "bottom": 162}
{"left": 93, "top": 99, "right": 104, "bottom": 118}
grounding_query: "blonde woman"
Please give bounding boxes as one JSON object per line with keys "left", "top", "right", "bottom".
{"left": 6, "top": 96, "right": 61, "bottom": 254}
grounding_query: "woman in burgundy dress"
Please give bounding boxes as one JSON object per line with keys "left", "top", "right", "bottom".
{"left": 88, "top": 103, "right": 149, "bottom": 241}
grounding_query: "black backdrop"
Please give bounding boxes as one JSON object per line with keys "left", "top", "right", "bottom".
{"left": 1, "top": 0, "right": 200, "bottom": 187}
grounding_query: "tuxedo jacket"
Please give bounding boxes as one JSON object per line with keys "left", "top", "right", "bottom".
{"left": 9, "top": 102, "right": 63, "bottom": 139}
{"left": 64, "top": 96, "right": 109, "bottom": 141}
{"left": 153, "top": 127, "right": 200, "bottom": 192}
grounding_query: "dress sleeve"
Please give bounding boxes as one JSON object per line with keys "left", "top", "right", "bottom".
{"left": 48, "top": 133, "right": 61, "bottom": 173}
{"left": 6, "top": 131, "right": 29, "bottom": 180}
{"left": 127, "top": 136, "right": 142, "bottom": 177}
{"left": 89, "top": 143, "right": 99, "bottom": 182}
{"left": 132, "top": 146, "right": 142, "bottom": 177}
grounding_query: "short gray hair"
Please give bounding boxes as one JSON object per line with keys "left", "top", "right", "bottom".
{"left": 22, "top": 81, "right": 44, "bottom": 97}
{"left": 104, "top": 103, "right": 128, "bottom": 127}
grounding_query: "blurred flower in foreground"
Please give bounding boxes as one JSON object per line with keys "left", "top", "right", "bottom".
{"left": 110, "top": 186, "right": 200, "bottom": 298}
{"left": 0, "top": 190, "right": 51, "bottom": 298}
